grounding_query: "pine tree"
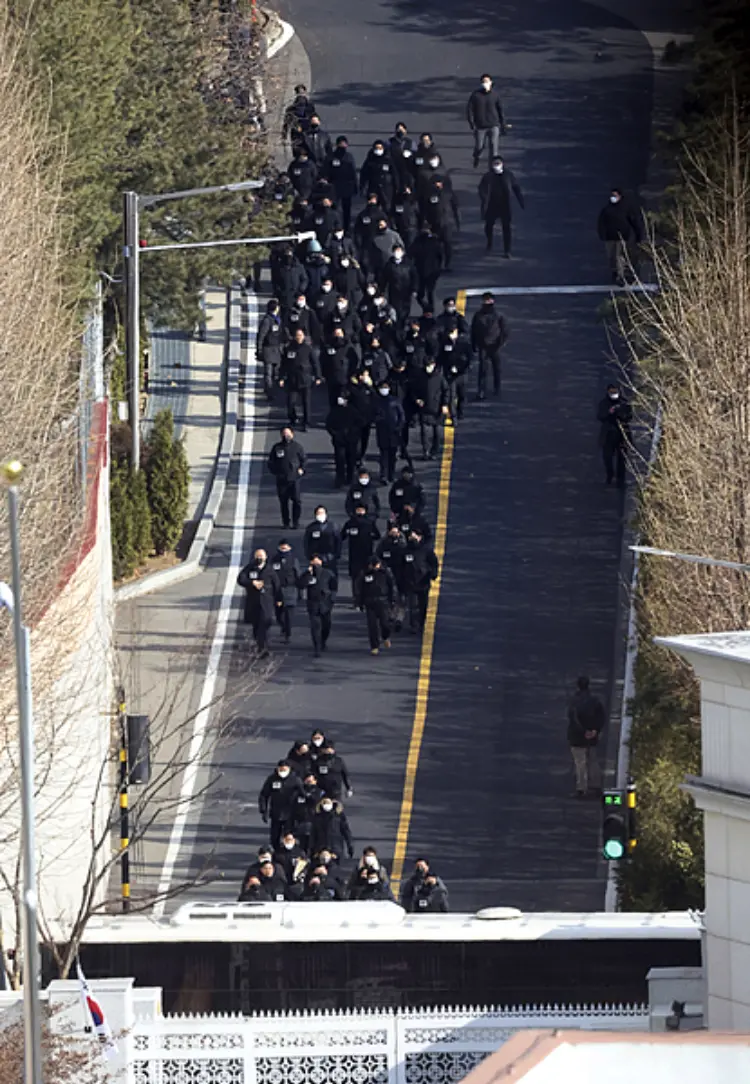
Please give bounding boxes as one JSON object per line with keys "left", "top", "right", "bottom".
{"left": 145, "top": 410, "right": 189, "bottom": 554}
{"left": 110, "top": 458, "right": 136, "bottom": 580}
{"left": 129, "top": 468, "right": 154, "bottom": 564}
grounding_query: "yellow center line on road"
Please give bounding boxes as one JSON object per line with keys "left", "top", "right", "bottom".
{"left": 390, "top": 289, "right": 466, "bottom": 896}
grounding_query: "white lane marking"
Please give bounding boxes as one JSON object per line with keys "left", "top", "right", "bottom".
{"left": 267, "top": 18, "right": 295, "bottom": 59}
{"left": 463, "top": 284, "right": 659, "bottom": 296}
{"left": 153, "top": 293, "right": 258, "bottom": 917}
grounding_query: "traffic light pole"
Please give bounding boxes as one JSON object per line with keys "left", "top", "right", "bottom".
{"left": 117, "top": 693, "right": 130, "bottom": 913}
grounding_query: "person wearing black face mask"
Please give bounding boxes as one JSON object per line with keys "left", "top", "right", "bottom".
{"left": 355, "top": 555, "right": 397, "bottom": 654}
{"left": 597, "top": 383, "right": 633, "bottom": 487}
{"left": 299, "top": 556, "right": 336, "bottom": 656}
{"left": 286, "top": 739, "right": 312, "bottom": 778}
{"left": 288, "top": 149, "right": 318, "bottom": 201}
{"left": 256, "top": 298, "right": 283, "bottom": 400}
{"left": 396, "top": 502, "right": 433, "bottom": 544}
{"left": 323, "top": 136, "right": 358, "bottom": 232}
{"left": 309, "top": 198, "right": 341, "bottom": 248}
{"left": 438, "top": 327, "right": 473, "bottom": 423}
{"left": 359, "top": 335, "right": 393, "bottom": 388}
{"left": 402, "top": 529, "right": 439, "bottom": 633}
{"left": 292, "top": 772, "right": 325, "bottom": 854}
{"left": 479, "top": 156, "right": 524, "bottom": 257}
{"left": 301, "top": 114, "right": 332, "bottom": 167}
{"left": 259, "top": 760, "right": 305, "bottom": 849}
{"left": 326, "top": 392, "right": 361, "bottom": 487}
{"left": 267, "top": 426, "right": 306, "bottom": 530}
{"left": 321, "top": 330, "right": 359, "bottom": 408}
{"left": 389, "top": 466, "right": 425, "bottom": 517}
{"left": 391, "top": 187, "right": 420, "bottom": 249}
{"left": 389, "top": 122, "right": 416, "bottom": 191}
{"left": 376, "top": 525, "right": 408, "bottom": 607}
{"left": 283, "top": 83, "right": 318, "bottom": 149}
{"left": 272, "top": 248, "right": 309, "bottom": 313}
{"left": 471, "top": 291, "right": 509, "bottom": 399}
{"left": 409, "top": 225, "right": 444, "bottom": 314}
{"left": 354, "top": 195, "right": 386, "bottom": 266}
{"left": 421, "top": 177, "right": 460, "bottom": 272}
{"left": 349, "top": 372, "right": 376, "bottom": 461}
{"left": 410, "top": 359, "right": 450, "bottom": 460}
{"left": 271, "top": 539, "right": 301, "bottom": 642}
{"left": 341, "top": 506, "right": 381, "bottom": 597}
{"left": 237, "top": 548, "right": 279, "bottom": 656}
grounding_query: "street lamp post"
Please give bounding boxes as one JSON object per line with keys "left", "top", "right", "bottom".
{"left": 122, "top": 178, "right": 267, "bottom": 471}
{"left": 1, "top": 460, "right": 43, "bottom": 1084}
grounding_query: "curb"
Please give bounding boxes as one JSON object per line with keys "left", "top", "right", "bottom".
{"left": 115, "top": 288, "right": 246, "bottom": 603}
{"left": 267, "top": 16, "right": 295, "bottom": 59}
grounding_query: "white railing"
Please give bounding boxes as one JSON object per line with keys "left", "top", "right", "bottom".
{"left": 132, "top": 1002, "right": 649, "bottom": 1084}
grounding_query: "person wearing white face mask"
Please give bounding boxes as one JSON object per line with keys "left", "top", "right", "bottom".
{"left": 379, "top": 243, "right": 417, "bottom": 325}
{"left": 258, "top": 760, "right": 305, "bottom": 849}
{"left": 597, "top": 383, "right": 633, "bottom": 487}
{"left": 359, "top": 140, "right": 396, "bottom": 212}
{"left": 467, "top": 73, "right": 507, "bottom": 168}
{"left": 596, "top": 187, "right": 643, "bottom": 286}
{"left": 303, "top": 505, "right": 341, "bottom": 593}
{"left": 478, "top": 156, "right": 524, "bottom": 258}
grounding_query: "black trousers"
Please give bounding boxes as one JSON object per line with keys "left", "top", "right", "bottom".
{"left": 252, "top": 616, "right": 272, "bottom": 652}
{"left": 378, "top": 444, "right": 398, "bottom": 481}
{"left": 277, "top": 479, "right": 301, "bottom": 528}
{"left": 277, "top": 603, "right": 295, "bottom": 640}
{"left": 419, "top": 414, "right": 441, "bottom": 456}
{"left": 478, "top": 347, "right": 502, "bottom": 396}
{"left": 359, "top": 424, "right": 372, "bottom": 461}
{"left": 484, "top": 213, "right": 512, "bottom": 254}
{"left": 269, "top": 816, "right": 294, "bottom": 850}
{"left": 447, "top": 377, "right": 466, "bottom": 420}
{"left": 392, "top": 295, "right": 413, "bottom": 326}
{"left": 262, "top": 356, "right": 279, "bottom": 397}
{"left": 365, "top": 602, "right": 391, "bottom": 648}
{"left": 332, "top": 439, "right": 358, "bottom": 485}
{"left": 309, "top": 608, "right": 332, "bottom": 653}
{"left": 603, "top": 442, "right": 627, "bottom": 486}
{"left": 407, "top": 588, "right": 429, "bottom": 631}
{"left": 287, "top": 386, "right": 311, "bottom": 427}
{"left": 340, "top": 196, "right": 352, "bottom": 232}
{"left": 416, "top": 271, "right": 440, "bottom": 313}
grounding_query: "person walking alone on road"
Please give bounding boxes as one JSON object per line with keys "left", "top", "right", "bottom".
{"left": 467, "top": 74, "right": 507, "bottom": 168}
{"left": 267, "top": 426, "right": 306, "bottom": 529}
{"left": 256, "top": 298, "right": 283, "bottom": 400}
{"left": 402, "top": 528, "right": 439, "bottom": 633}
{"left": 567, "top": 675, "right": 606, "bottom": 799}
{"left": 470, "top": 292, "right": 508, "bottom": 399}
{"left": 237, "top": 549, "right": 279, "bottom": 657}
{"left": 259, "top": 760, "right": 305, "bottom": 849}
{"left": 597, "top": 382, "right": 633, "bottom": 487}
{"left": 355, "top": 555, "right": 397, "bottom": 655}
{"left": 597, "top": 187, "right": 643, "bottom": 286}
{"left": 299, "top": 555, "right": 335, "bottom": 656}
{"left": 479, "top": 156, "right": 524, "bottom": 257}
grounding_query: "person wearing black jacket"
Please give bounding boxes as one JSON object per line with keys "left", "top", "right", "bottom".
{"left": 597, "top": 383, "right": 633, "bottom": 487}
{"left": 326, "top": 296, "right": 362, "bottom": 344}
{"left": 353, "top": 194, "right": 385, "bottom": 260}
{"left": 567, "top": 675, "right": 606, "bottom": 797}
{"left": 389, "top": 467, "right": 425, "bottom": 517}
{"left": 374, "top": 384, "right": 406, "bottom": 483}
{"left": 349, "top": 867, "right": 395, "bottom": 901}
{"left": 326, "top": 392, "right": 361, "bottom": 487}
{"left": 332, "top": 261, "right": 365, "bottom": 307}
{"left": 327, "top": 228, "right": 357, "bottom": 267}
{"left": 402, "top": 530, "right": 439, "bottom": 632}
{"left": 238, "top": 874, "right": 274, "bottom": 903}
{"left": 359, "top": 140, "right": 396, "bottom": 209}
{"left": 271, "top": 539, "right": 301, "bottom": 642}
{"left": 309, "top": 199, "right": 341, "bottom": 248}
{"left": 299, "top": 556, "right": 335, "bottom": 656}
{"left": 286, "top": 739, "right": 312, "bottom": 778}
{"left": 303, "top": 506, "right": 341, "bottom": 570}
{"left": 376, "top": 525, "right": 408, "bottom": 602}
{"left": 435, "top": 297, "right": 470, "bottom": 339}
{"left": 389, "top": 122, "right": 416, "bottom": 191}
{"left": 341, "top": 507, "right": 381, "bottom": 595}
{"left": 349, "top": 372, "right": 376, "bottom": 461}
{"left": 471, "top": 292, "right": 508, "bottom": 399}
{"left": 399, "top": 857, "right": 431, "bottom": 910}
{"left": 321, "top": 329, "right": 359, "bottom": 408}
{"left": 323, "top": 136, "right": 358, "bottom": 232}
{"left": 303, "top": 864, "right": 344, "bottom": 901}
{"left": 355, "top": 556, "right": 396, "bottom": 654}
{"left": 379, "top": 244, "right": 417, "bottom": 325}
{"left": 272, "top": 248, "right": 308, "bottom": 312}
{"left": 288, "top": 149, "right": 318, "bottom": 200}
{"left": 279, "top": 328, "right": 321, "bottom": 430}
{"left": 392, "top": 187, "right": 420, "bottom": 249}
{"left": 410, "top": 359, "right": 449, "bottom": 459}
{"left": 396, "top": 503, "right": 433, "bottom": 544}
{"left": 467, "top": 74, "right": 506, "bottom": 168}
{"left": 258, "top": 761, "right": 305, "bottom": 848}
{"left": 274, "top": 830, "right": 310, "bottom": 895}
{"left": 438, "top": 327, "right": 473, "bottom": 422}
{"left": 301, "top": 114, "right": 332, "bottom": 167}
{"left": 256, "top": 859, "right": 289, "bottom": 902}
{"left": 411, "top": 133, "right": 440, "bottom": 180}
{"left": 256, "top": 299, "right": 283, "bottom": 400}
{"left": 359, "top": 337, "right": 392, "bottom": 388}
{"left": 479, "top": 157, "right": 524, "bottom": 256}
{"left": 411, "top": 874, "right": 449, "bottom": 912}
{"left": 310, "top": 797, "right": 355, "bottom": 859}
{"left": 421, "top": 178, "right": 460, "bottom": 271}
{"left": 267, "top": 426, "right": 306, "bottom": 529}
{"left": 284, "top": 294, "right": 321, "bottom": 346}
{"left": 292, "top": 772, "right": 325, "bottom": 853}
{"left": 409, "top": 225, "right": 444, "bottom": 313}
{"left": 283, "top": 83, "right": 317, "bottom": 148}
{"left": 237, "top": 548, "right": 279, "bottom": 655}
{"left": 315, "top": 741, "right": 353, "bottom": 800}
{"left": 597, "top": 187, "right": 643, "bottom": 285}
{"left": 345, "top": 467, "right": 381, "bottom": 520}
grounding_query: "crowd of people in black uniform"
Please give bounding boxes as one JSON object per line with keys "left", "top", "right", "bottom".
{"left": 236, "top": 77, "right": 637, "bottom": 907}
{"left": 239, "top": 732, "right": 448, "bottom": 910}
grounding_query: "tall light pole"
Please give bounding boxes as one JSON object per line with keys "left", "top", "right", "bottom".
{"left": 1, "top": 460, "right": 43, "bottom": 1084}
{"left": 123, "top": 178, "right": 266, "bottom": 471}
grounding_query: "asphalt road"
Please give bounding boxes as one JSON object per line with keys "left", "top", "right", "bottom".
{"left": 174, "top": 0, "right": 661, "bottom": 911}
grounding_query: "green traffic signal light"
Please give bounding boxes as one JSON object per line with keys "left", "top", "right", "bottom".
{"left": 603, "top": 838, "right": 626, "bottom": 860}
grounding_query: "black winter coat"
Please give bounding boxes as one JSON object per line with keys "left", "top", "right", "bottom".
{"left": 288, "top": 157, "right": 318, "bottom": 199}
{"left": 272, "top": 259, "right": 308, "bottom": 309}
{"left": 326, "top": 402, "right": 361, "bottom": 445}
{"left": 374, "top": 394, "right": 406, "bottom": 448}
{"left": 341, "top": 517, "right": 381, "bottom": 574}
{"left": 408, "top": 232, "right": 444, "bottom": 278}
{"left": 380, "top": 256, "right": 417, "bottom": 300}
{"left": 359, "top": 152, "right": 397, "bottom": 203}
{"left": 267, "top": 438, "right": 306, "bottom": 484}
{"left": 258, "top": 770, "right": 304, "bottom": 821}
{"left": 466, "top": 87, "right": 505, "bottom": 129}
{"left": 471, "top": 305, "right": 509, "bottom": 352}
{"left": 478, "top": 170, "right": 524, "bottom": 218}
{"left": 389, "top": 479, "right": 425, "bottom": 516}
{"left": 310, "top": 801, "right": 354, "bottom": 858}
{"left": 299, "top": 565, "right": 336, "bottom": 613}
{"left": 257, "top": 313, "right": 283, "bottom": 363}
{"left": 354, "top": 564, "right": 396, "bottom": 607}
{"left": 345, "top": 481, "right": 380, "bottom": 519}
{"left": 303, "top": 520, "right": 341, "bottom": 563}
{"left": 323, "top": 148, "right": 359, "bottom": 198}
{"left": 280, "top": 342, "right": 320, "bottom": 389}
{"left": 410, "top": 367, "right": 449, "bottom": 417}
{"left": 271, "top": 551, "right": 301, "bottom": 606}
{"left": 401, "top": 541, "right": 439, "bottom": 591}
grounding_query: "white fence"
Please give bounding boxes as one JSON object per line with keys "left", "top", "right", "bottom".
{"left": 132, "top": 1002, "right": 649, "bottom": 1084}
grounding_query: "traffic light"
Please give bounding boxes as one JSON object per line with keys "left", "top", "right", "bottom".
{"left": 601, "top": 785, "right": 637, "bottom": 860}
